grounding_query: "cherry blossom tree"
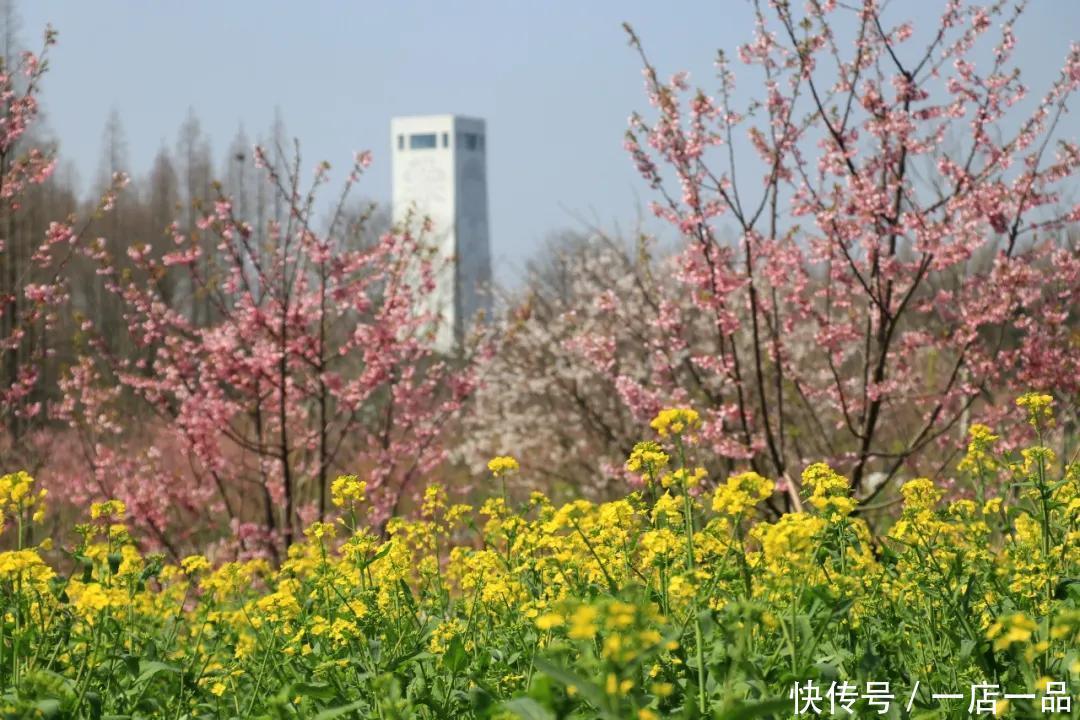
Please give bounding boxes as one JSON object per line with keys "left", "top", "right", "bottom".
{"left": 57, "top": 144, "right": 477, "bottom": 558}
{"left": 612, "top": 0, "right": 1080, "bottom": 503}
{"left": 0, "top": 27, "right": 84, "bottom": 454}
{"left": 463, "top": 231, "right": 673, "bottom": 498}
{"left": 470, "top": 1, "right": 1079, "bottom": 507}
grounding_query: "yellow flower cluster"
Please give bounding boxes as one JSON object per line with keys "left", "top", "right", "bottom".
{"left": 487, "top": 455, "right": 520, "bottom": 477}
{"left": 801, "top": 462, "right": 855, "bottom": 518}
{"left": 712, "top": 471, "right": 773, "bottom": 515}
{"left": 89, "top": 499, "right": 126, "bottom": 521}
{"left": 660, "top": 465, "right": 707, "bottom": 489}
{"left": 987, "top": 613, "right": 1038, "bottom": 652}
{"left": 752, "top": 512, "right": 827, "bottom": 573}
{"left": 330, "top": 474, "right": 367, "bottom": 508}
{"left": 899, "top": 477, "right": 942, "bottom": 511}
{"left": 0, "top": 398, "right": 1073, "bottom": 719}
{"left": 0, "top": 548, "right": 55, "bottom": 590}
{"left": 67, "top": 580, "right": 129, "bottom": 624}
{"left": 1016, "top": 391, "right": 1054, "bottom": 427}
{"left": 180, "top": 554, "right": 211, "bottom": 574}
{"left": 0, "top": 471, "right": 48, "bottom": 533}
{"left": 625, "top": 441, "right": 670, "bottom": 477}
{"left": 428, "top": 617, "right": 466, "bottom": 653}
{"left": 890, "top": 478, "right": 951, "bottom": 546}
{"left": 649, "top": 407, "right": 700, "bottom": 438}
{"left": 958, "top": 423, "right": 1000, "bottom": 475}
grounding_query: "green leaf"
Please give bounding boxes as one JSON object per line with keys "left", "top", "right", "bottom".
{"left": 499, "top": 697, "right": 555, "bottom": 720}
{"left": 356, "top": 544, "right": 392, "bottom": 571}
{"left": 714, "top": 697, "right": 791, "bottom": 720}
{"left": 469, "top": 684, "right": 494, "bottom": 713}
{"left": 398, "top": 578, "right": 418, "bottom": 613}
{"left": 533, "top": 657, "right": 616, "bottom": 719}
{"left": 1053, "top": 577, "right": 1079, "bottom": 600}
{"left": 86, "top": 692, "right": 103, "bottom": 720}
{"left": 406, "top": 670, "right": 427, "bottom": 702}
{"left": 444, "top": 636, "right": 468, "bottom": 673}
{"left": 386, "top": 646, "right": 429, "bottom": 671}
{"left": 81, "top": 557, "right": 94, "bottom": 582}
{"left": 312, "top": 700, "right": 366, "bottom": 719}
{"left": 291, "top": 682, "right": 340, "bottom": 701}
{"left": 811, "top": 660, "right": 839, "bottom": 681}
{"left": 34, "top": 699, "right": 61, "bottom": 718}
{"left": 133, "top": 660, "right": 180, "bottom": 686}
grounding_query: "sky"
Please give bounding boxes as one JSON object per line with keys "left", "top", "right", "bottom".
{"left": 16, "top": 1, "right": 1080, "bottom": 282}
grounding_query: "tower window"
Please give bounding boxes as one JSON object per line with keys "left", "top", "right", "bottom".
{"left": 441, "top": 132, "right": 449, "bottom": 147}
{"left": 397, "top": 134, "right": 404, "bottom": 150}
{"left": 460, "top": 132, "right": 479, "bottom": 151}
{"left": 409, "top": 133, "right": 437, "bottom": 150}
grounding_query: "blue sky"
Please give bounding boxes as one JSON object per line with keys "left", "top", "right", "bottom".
{"left": 17, "top": 1, "right": 1080, "bottom": 280}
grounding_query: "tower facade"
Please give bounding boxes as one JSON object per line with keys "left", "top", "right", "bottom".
{"left": 391, "top": 115, "right": 491, "bottom": 353}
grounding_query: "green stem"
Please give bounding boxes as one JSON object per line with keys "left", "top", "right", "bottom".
{"left": 683, "top": 490, "right": 707, "bottom": 715}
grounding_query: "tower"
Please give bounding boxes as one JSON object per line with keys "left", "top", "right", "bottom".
{"left": 391, "top": 115, "right": 492, "bottom": 353}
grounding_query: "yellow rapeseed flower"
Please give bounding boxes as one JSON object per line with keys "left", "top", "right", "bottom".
{"left": 180, "top": 555, "right": 211, "bottom": 575}
{"left": 303, "top": 522, "right": 337, "bottom": 541}
{"left": 89, "top": 499, "right": 126, "bottom": 521}
{"left": 0, "top": 549, "right": 55, "bottom": 589}
{"left": 487, "top": 456, "right": 520, "bottom": 477}
{"left": 661, "top": 466, "right": 707, "bottom": 489}
{"left": 1016, "top": 392, "right": 1054, "bottom": 427}
{"left": 958, "top": 423, "right": 1000, "bottom": 475}
{"left": 536, "top": 613, "right": 564, "bottom": 631}
{"left": 986, "top": 613, "right": 1037, "bottom": 651}
{"left": 0, "top": 472, "right": 48, "bottom": 536}
{"left": 625, "top": 441, "right": 670, "bottom": 478}
{"left": 422, "top": 484, "right": 448, "bottom": 516}
{"left": 899, "top": 478, "right": 942, "bottom": 512}
{"left": 713, "top": 471, "right": 774, "bottom": 516}
{"left": 802, "top": 463, "right": 855, "bottom": 518}
{"left": 568, "top": 605, "right": 599, "bottom": 640}
{"left": 330, "top": 475, "right": 367, "bottom": 508}
{"left": 650, "top": 407, "right": 701, "bottom": 438}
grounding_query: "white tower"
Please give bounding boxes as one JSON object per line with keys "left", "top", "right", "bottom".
{"left": 391, "top": 115, "right": 492, "bottom": 353}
